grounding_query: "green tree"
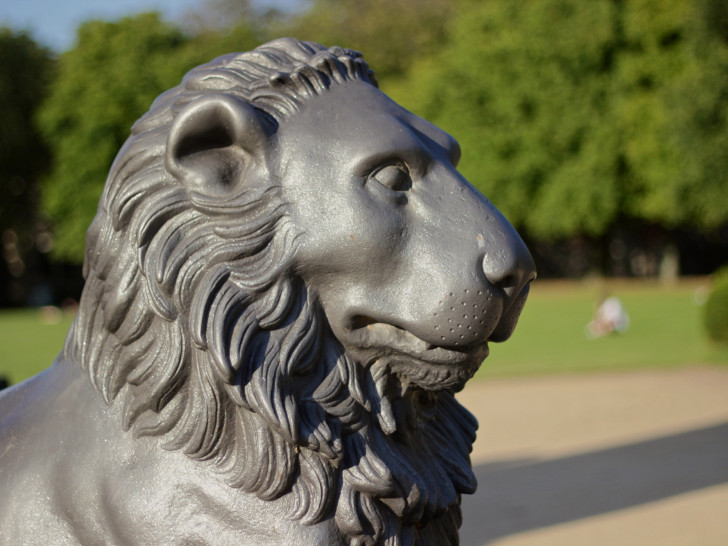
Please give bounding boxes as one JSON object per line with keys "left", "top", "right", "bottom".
{"left": 0, "top": 29, "right": 55, "bottom": 303}
{"left": 392, "top": 0, "right": 621, "bottom": 238}
{"left": 394, "top": 0, "right": 728, "bottom": 241}
{"left": 614, "top": 0, "right": 728, "bottom": 230}
{"left": 180, "top": 0, "right": 271, "bottom": 55}
{"left": 283, "top": 0, "right": 453, "bottom": 82}
{"left": 38, "top": 11, "right": 268, "bottom": 264}
{"left": 655, "top": 0, "right": 728, "bottom": 230}
{"left": 38, "top": 14, "right": 207, "bottom": 263}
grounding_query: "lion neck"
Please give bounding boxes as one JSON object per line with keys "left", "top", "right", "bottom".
{"left": 66, "top": 265, "right": 477, "bottom": 545}
{"left": 328, "top": 362, "right": 478, "bottom": 545}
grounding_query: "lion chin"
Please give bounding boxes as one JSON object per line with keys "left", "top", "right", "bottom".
{"left": 342, "top": 322, "right": 488, "bottom": 393}
{"left": 0, "top": 38, "right": 535, "bottom": 546}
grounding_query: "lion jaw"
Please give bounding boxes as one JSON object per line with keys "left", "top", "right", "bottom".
{"left": 338, "top": 320, "right": 487, "bottom": 392}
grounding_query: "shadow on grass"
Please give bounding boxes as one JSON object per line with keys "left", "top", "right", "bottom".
{"left": 460, "top": 422, "right": 728, "bottom": 545}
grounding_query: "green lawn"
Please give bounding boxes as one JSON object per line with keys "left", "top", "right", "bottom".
{"left": 0, "top": 308, "right": 74, "bottom": 385}
{"left": 1, "top": 278, "right": 727, "bottom": 386}
{"left": 480, "top": 277, "right": 728, "bottom": 377}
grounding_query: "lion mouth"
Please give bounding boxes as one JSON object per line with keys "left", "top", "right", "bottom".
{"left": 348, "top": 316, "right": 487, "bottom": 363}
{"left": 487, "top": 282, "right": 531, "bottom": 342}
{"left": 343, "top": 317, "right": 488, "bottom": 391}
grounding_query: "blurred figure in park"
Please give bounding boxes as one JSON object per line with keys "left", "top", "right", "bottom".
{"left": 587, "top": 295, "right": 629, "bottom": 338}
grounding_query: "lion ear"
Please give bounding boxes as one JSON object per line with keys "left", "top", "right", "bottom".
{"left": 165, "top": 95, "right": 271, "bottom": 197}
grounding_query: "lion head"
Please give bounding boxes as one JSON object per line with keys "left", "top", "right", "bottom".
{"left": 64, "top": 38, "right": 535, "bottom": 545}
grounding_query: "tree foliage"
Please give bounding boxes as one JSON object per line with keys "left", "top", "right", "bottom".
{"left": 0, "top": 30, "right": 54, "bottom": 253}
{"left": 391, "top": 0, "right": 728, "bottom": 239}
{"left": 704, "top": 266, "right": 728, "bottom": 344}
{"left": 37, "top": 12, "right": 268, "bottom": 263}
{"left": 615, "top": 0, "right": 728, "bottom": 230}
{"left": 284, "top": 0, "right": 453, "bottom": 82}
{"left": 38, "top": 14, "right": 191, "bottom": 262}
{"left": 0, "top": 29, "right": 54, "bottom": 301}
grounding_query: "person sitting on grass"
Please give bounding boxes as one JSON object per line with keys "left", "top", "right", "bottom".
{"left": 587, "top": 295, "right": 629, "bottom": 338}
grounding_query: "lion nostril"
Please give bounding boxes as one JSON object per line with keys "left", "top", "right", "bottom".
{"left": 482, "top": 253, "right": 514, "bottom": 288}
{"left": 482, "top": 245, "right": 536, "bottom": 294}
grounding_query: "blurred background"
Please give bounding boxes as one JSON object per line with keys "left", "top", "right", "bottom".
{"left": 1, "top": 0, "right": 727, "bottom": 544}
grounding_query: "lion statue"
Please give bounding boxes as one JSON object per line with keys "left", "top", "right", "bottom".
{"left": 0, "top": 39, "right": 535, "bottom": 545}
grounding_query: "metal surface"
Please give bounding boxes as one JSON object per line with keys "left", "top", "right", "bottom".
{"left": 0, "top": 38, "right": 535, "bottom": 545}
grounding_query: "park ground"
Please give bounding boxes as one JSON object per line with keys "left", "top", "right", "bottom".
{"left": 457, "top": 366, "right": 728, "bottom": 545}
{"left": 453, "top": 278, "right": 728, "bottom": 545}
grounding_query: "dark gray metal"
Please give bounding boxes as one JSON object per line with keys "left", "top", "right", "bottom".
{"left": 0, "top": 38, "right": 535, "bottom": 545}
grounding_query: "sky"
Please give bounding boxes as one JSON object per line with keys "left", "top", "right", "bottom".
{"left": 0, "top": 0, "right": 302, "bottom": 52}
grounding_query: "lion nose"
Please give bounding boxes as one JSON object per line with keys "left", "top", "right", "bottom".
{"left": 482, "top": 237, "right": 536, "bottom": 299}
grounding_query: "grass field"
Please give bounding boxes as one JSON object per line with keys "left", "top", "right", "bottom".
{"left": 0, "top": 307, "right": 74, "bottom": 385}
{"left": 1, "top": 278, "right": 727, "bottom": 386}
{"left": 480, "top": 277, "right": 728, "bottom": 377}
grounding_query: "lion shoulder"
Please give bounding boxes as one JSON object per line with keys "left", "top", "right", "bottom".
{"left": 0, "top": 359, "right": 345, "bottom": 544}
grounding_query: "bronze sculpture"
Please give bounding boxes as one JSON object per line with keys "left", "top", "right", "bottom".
{"left": 0, "top": 38, "right": 535, "bottom": 545}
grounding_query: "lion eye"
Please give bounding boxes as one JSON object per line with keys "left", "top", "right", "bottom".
{"left": 369, "top": 163, "right": 412, "bottom": 191}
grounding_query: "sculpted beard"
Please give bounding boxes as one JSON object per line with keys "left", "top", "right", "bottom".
{"left": 198, "top": 278, "right": 481, "bottom": 545}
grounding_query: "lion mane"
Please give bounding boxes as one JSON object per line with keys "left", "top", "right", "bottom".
{"left": 64, "top": 38, "right": 478, "bottom": 545}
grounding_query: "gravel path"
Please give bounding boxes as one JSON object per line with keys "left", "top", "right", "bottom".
{"left": 456, "top": 366, "right": 728, "bottom": 545}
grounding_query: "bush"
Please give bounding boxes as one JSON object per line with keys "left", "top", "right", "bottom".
{"left": 704, "top": 267, "right": 728, "bottom": 345}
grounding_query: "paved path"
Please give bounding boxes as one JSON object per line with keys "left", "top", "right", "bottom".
{"left": 455, "top": 366, "right": 728, "bottom": 545}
